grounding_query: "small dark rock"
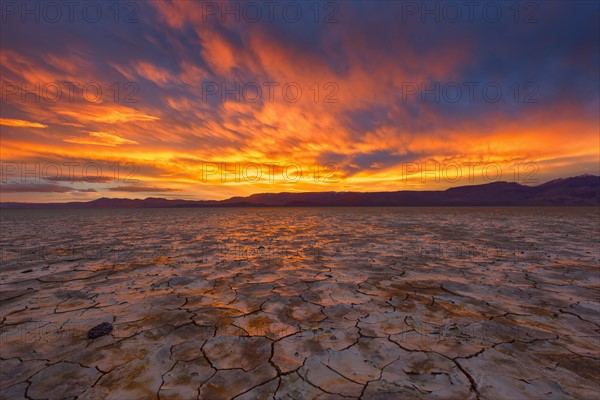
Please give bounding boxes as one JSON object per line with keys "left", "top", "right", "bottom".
{"left": 21, "top": 269, "right": 33, "bottom": 274}
{"left": 87, "top": 322, "right": 113, "bottom": 339}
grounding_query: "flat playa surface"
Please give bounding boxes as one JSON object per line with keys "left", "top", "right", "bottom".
{"left": 0, "top": 207, "right": 599, "bottom": 399}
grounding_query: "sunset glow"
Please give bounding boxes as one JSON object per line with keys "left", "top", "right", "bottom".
{"left": 1, "top": 3, "right": 599, "bottom": 398}
{"left": 1, "top": 1, "right": 598, "bottom": 202}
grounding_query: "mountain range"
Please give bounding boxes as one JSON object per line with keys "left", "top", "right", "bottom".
{"left": 1, "top": 175, "right": 599, "bottom": 209}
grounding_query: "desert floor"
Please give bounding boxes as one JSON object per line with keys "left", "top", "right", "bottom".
{"left": 1, "top": 207, "right": 598, "bottom": 399}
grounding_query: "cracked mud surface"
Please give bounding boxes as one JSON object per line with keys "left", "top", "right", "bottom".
{"left": 1, "top": 207, "right": 599, "bottom": 399}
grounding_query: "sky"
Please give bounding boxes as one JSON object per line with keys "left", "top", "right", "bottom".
{"left": 1, "top": 0, "right": 599, "bottom": 202}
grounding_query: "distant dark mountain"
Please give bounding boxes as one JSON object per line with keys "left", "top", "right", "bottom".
{"left": 1, "top": 175, "right": 599, "bottom": 209}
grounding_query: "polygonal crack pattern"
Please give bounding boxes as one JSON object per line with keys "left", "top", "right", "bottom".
{"left": 1, "top": 208, "right": 598, "bottom": 399}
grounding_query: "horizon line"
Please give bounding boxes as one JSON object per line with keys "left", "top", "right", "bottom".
{"left": 1, "top": 174, "right": 598, "bottom": 206}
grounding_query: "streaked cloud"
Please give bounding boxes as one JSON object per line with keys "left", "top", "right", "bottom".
{"left": 0, "top": 183, "right": 96, "bottom": 193}
{"left": 0, "top": 1, "right": 598, "bottom": 202}
{"left": 107, "top": 186, "right": 182, "bottom": 192}
{"left": 0, "top": 118, "right": 47, "bottom": 128}
{"left": 64, "top": 132, "right": 139, "bottom": 147}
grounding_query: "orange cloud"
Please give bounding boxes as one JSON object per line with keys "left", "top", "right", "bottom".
{"left": 57, "top": 108, "right": 159, "bottom": 124}
{"left": 1, "top": 1, "right": 597, "bottom": 203}
{"left": 0, "top": 118, "right": 48, "bottom": 128}
{"left": 64, "top": 132, "right": 140, "bottom": 147}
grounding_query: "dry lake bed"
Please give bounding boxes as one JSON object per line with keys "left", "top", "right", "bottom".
{"left": 0, "top": 207, "right": 598, "bottom": 399}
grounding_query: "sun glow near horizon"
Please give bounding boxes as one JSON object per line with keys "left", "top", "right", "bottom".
{"left": 1, "top": 1, "right": 598, "bottom": 202}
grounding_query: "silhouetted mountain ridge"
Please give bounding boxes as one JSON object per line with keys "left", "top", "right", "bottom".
{"left": 1, "top": 175, "right": 598, "bottom": 208}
